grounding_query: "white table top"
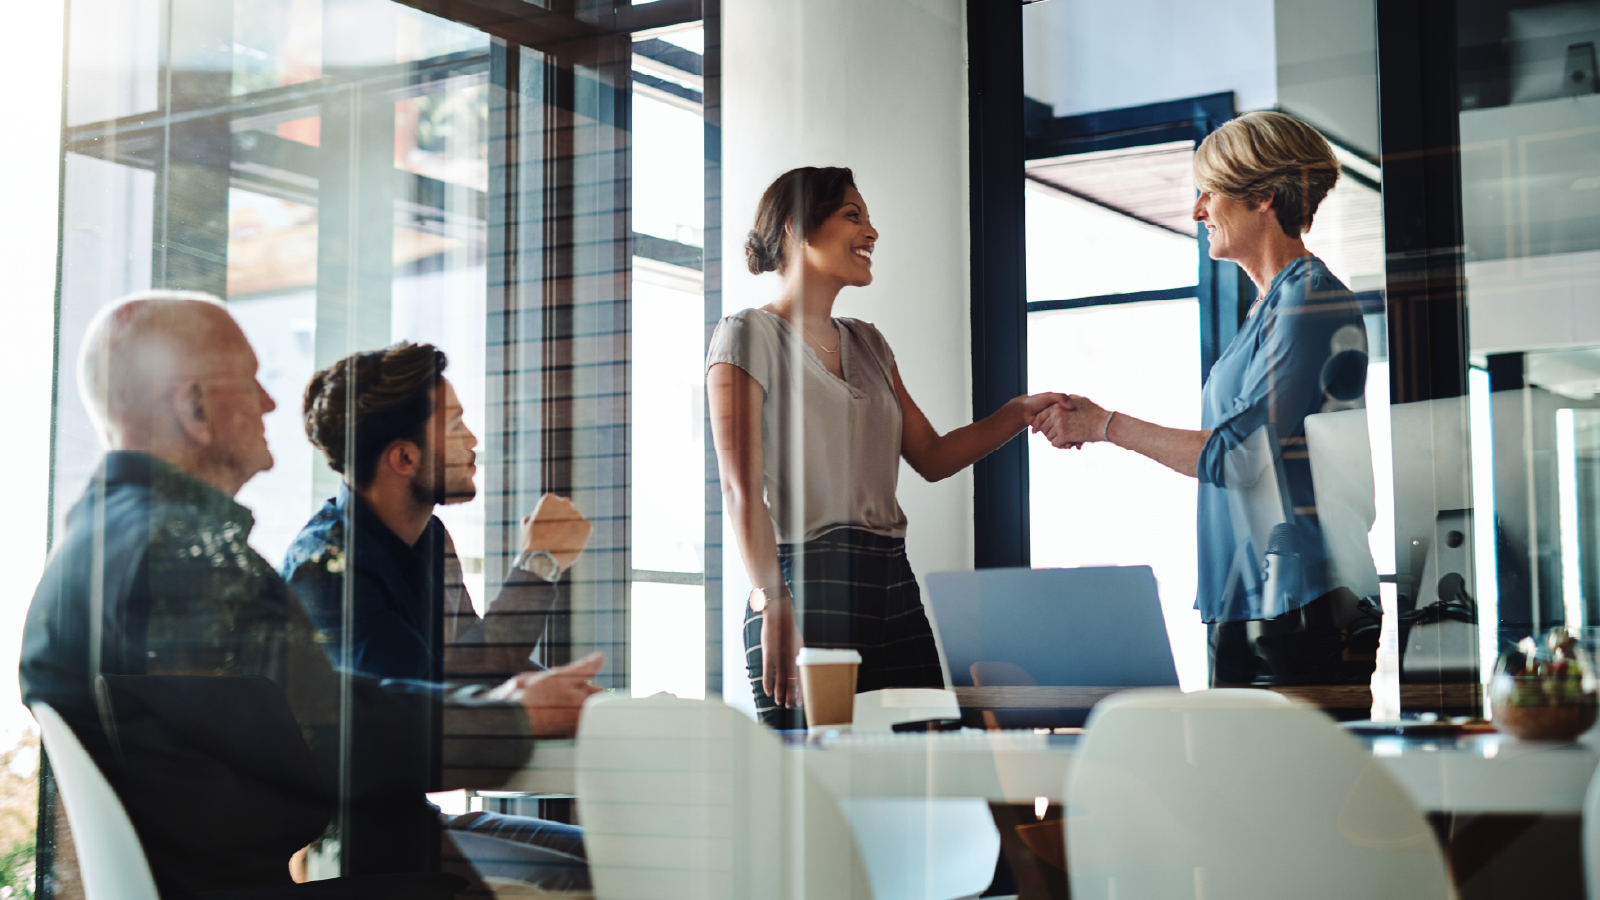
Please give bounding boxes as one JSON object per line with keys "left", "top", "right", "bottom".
{"left": 499, "top": 728, "right": 1600, "bottom": 815}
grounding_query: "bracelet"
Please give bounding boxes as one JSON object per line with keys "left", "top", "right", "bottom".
{"left": 749, "top": 585, "right": 792, "bottom": 612}
{"left": 1101, "top": 410, "right": 1118, "bottom": 442}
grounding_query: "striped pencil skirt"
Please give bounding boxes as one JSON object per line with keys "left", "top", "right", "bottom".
{"left": 743, "top": 528, "right": 945, "bottom": 729}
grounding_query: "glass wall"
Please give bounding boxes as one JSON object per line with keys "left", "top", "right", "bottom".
{"left": 26, "top": 0, "right": 1600, "bottom": 896}
{"left": 1459, "top": 0, "right": 1600, "bottom": 656}
{"left": 38, "top": 0, "right": 708, "bottom": 891}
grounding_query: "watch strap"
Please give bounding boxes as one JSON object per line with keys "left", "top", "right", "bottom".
{"left": 512, "top": 549, "right": 562, "bottom": 583}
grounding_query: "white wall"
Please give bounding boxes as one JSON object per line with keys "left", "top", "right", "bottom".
{"left": 1467, "top": 252, "right": 1600, "bottom": 355}
{"left": 1023, "top": 0, "right": 1277, "bottom": 117}
{"left": 1274, "top": 0, "right": 1379, "bottom": 157}
{"left": 721, "top": 0, "right": 972, "bottom": 710}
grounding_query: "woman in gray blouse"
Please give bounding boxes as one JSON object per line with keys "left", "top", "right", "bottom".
{"left": 707, "top": 167, "right": 1068, "bottom": 727}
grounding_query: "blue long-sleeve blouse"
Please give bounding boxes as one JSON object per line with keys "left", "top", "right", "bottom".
{"left": 1195, "top": 255, "right": 1368, "bottom": 623}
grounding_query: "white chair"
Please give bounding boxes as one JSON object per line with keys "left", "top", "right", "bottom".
{"left": 31, "top": 702, "right": 161, "bottom": 900}
{"left": 34, "top": 696, "right": 472, "bottom": 900}
{"left": 1583, "top": 761, "right": 1600, "bottom": 899}
{"left": 575, "top": 693, "right": 873, "bottom": 900}
{"left": 845, "top": 690, "right": 1001, "bottom": 900}
{"left": 851, "top": 688, "right": 962, "bottom": 734}
{"left": 1064, "top": 688, "right": 1455, "bottom": 900}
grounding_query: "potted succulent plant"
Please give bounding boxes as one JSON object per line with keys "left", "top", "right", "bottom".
{"left": 1489, "top": 629, "right": 1599, "bottom": 741}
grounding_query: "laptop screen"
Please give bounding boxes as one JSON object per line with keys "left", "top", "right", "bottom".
{"left": 926, "top": 566, "right": 1179, "bottom": 688}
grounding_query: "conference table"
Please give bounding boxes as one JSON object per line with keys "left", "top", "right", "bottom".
{"left": 493, "top": 721, "right": 1600, "bottom": 815}
{"left": 480, "top": 704, "right": 1600, "bottom": 898}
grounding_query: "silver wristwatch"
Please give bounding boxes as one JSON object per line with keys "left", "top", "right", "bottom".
{"left": 511, "top": 549, "right": 563, "bottom": 583}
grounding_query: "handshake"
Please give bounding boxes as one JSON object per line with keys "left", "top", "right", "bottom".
{"left": 1017, "top": 392, "right": 1113, "bottom": 450}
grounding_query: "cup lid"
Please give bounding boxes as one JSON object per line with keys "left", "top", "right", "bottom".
{"left": 796, "top": 647, "right": 862, "bottom": 665}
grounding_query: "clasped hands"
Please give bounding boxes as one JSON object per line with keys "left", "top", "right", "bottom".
{"left": 1020, "top": 392, "right": 1112, "bottom": 450}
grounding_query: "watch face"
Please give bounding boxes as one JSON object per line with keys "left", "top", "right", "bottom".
{"left": 748, "top": 588, "right": 767, "bottom": 612}
{"left": 532, "top": 552, "right": 560, "bottom": 581}
{"left": 518, "top": 550, "right": 560, "bottom": 582}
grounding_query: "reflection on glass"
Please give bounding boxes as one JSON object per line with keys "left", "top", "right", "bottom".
{"left": 65, "top": 0, "right": 160, "bottom": 126}
{"left": 1459, "top": 0, "right": 1600, "bottom": 721}
{"left": 232, "top": 0, "right": 322, "bottom": 96}
{"left": 225, "top": 186, "right": 319, "bottom": 567}
{"left": 41, "top": 0, "right": 654, "bottom": 891}
{"left": 1469, "top": 366, "right": 1500, "bottom": 696}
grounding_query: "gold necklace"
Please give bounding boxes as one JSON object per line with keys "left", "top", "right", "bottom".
{"left": 804, "top": 321, "right": 839, "bottom": 354}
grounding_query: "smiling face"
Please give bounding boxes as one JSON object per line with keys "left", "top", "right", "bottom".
{"left": 1193, "top": 190, "right": 1274, "bottom": 262}
{"left": 795, "top": 185, "right": 878, "bottom": 288}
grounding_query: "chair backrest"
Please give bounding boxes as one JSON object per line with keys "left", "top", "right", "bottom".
{"left": 575, "top": 693, "right": 873, "bottom": 900}
{"left": 1066, "top": 688, "right": 1455, "bottom": 900}
{"left": 851, "top": 688, "right": 961, "bottom": 734}
{"left": 1583, "top": 760, "right": 1600, "bottom": 899}
{"left": 32, "top": 702, "right": 161, "bottom": 900}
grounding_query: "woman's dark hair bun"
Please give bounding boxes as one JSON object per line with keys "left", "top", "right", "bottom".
{"left": 746, "top": 167, "right": 856, "bottom": 276}
{"left": 745, "top": 228, "right": 777, "bottom": 275}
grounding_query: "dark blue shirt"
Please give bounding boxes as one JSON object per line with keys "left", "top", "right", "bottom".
{"left": 20, "top": 453, "right": 533, "bottom": 892}
{"left": 22, "top": 453, "right": 306, "bottom": 754}
{"left": 282, "top": 488, "right": 559, "bottom": 683}
{"left": 1195, "top": 256, "right": 1369, "bottom": 623}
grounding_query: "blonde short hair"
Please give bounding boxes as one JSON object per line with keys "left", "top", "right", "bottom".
{"left": 1193, "top": 111, "right": 1340, "bottom": 238}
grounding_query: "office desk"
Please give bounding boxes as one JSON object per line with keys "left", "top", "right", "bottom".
{"left": 498, "top": 728, "right": 1600, "bottom": 815}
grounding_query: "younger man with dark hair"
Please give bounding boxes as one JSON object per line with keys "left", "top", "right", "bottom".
{"left": 282, "top": 343, "right": 596, "bottom": 887}
{"left": 284, "top": 342, "right": 592, "bottom": 685}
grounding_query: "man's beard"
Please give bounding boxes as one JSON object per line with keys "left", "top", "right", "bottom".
{"left": 409, "top": 462, "right": 476, "bottom": 508}
{"left": 409, "top": 473, "right": 445, "bottom": 508}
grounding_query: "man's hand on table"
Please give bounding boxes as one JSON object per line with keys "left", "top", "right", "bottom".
{"left": 492, "top": 652, "right": 607, "bottom": 737}
{"left": 521, "top": 494, "right": 594, "bottom": 570}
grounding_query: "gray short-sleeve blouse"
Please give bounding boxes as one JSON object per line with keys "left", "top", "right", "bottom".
{"left": 706, "top": 307, "right": 908, "bottom": 544}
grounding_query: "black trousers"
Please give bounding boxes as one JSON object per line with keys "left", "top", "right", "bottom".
{"left": 744, "top": 528, "right": 944, "bottom": 729}
{"left": 1208, "top": 588, "right": 1377, "bottom": 688}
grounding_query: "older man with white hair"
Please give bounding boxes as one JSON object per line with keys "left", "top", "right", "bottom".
{"left": 22, "top": 292, "right": 601, "bottom": 897}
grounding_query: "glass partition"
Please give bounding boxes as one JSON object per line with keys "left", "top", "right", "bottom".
{"left": 1459, "top": 0, "right": 1600, "bottom": 687}
{"left": 37, "top": 0, "right": 698, "bottom": 891}
{"left": 27, "top": 0, "right": 1600, "bottom": 897}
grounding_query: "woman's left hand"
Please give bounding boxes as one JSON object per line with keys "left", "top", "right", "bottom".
{"left": 1032, "top": 394, "right": 1110, "bottom": 448}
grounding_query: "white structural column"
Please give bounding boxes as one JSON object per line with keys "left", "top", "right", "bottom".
{"left": 719, "top": 0, "right": 974, "bottom": 709}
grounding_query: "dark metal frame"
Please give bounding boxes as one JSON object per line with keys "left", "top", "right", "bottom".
{"left": 702, "top": 0, "right": 724, "bottom": 700}
{"left": 1376, "top": 0, "right": 1480, "bottom": 711}
{"left": 967, "top": 0, "right": 1029, "bottom": 569}
{"left": 1026, "top": 286, "right": 1199, "bottom": 314}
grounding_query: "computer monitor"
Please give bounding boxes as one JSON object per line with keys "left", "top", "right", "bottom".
{"left": 925, "top": 566, "right": 1179, "bottom": 726}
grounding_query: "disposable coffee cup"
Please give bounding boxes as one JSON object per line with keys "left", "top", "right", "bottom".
{"left": 797, "top": 648, "right": 862, "bottom": 731}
